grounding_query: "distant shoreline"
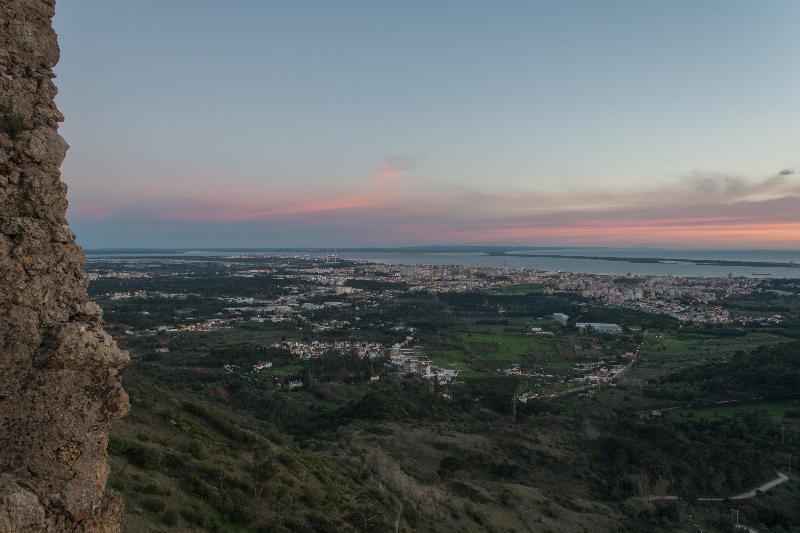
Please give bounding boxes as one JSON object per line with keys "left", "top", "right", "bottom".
{"left": 84, "top": 245, "right": 800, "bottom": 255}
{"left": 487, "top": 251, "right": 800, "bottom": 269}
{"left": 82, "top": 247, "right": 800, "bottom": 268}
{"left": 82, "top": 247, "right": 800, "bottom": 278}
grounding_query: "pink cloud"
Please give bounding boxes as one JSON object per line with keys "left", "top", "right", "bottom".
{"left": 66, "top": 167, "right": 800, "bottom": 247}
{"left": 435, "top": 220, "right": 800, "bottom": 247}
{"left": 116, "top": 189, "right": 391, "bottom": 223}
{"left": 203, "top": 191, "right": 385, "bottom": 221}
{"left": 373, "top": 155, "right": 414, "bottom": 183}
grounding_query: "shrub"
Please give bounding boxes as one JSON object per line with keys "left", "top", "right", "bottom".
{"left": 123, "top": 444, "right": 162, "bottom": 470}
{"left": 276, "top": 451, "right": 297, "bottom": 469}
{"left": 301, "top": 485, "right": 324, "bottom": 508}
{"left": 179, "top": 439, "right": 205, "bottom": 460}
{"left": 465, "top": 503, "right": 486, "bottom": 525}
{"left": 161, "top": 508, "right": 179, "bottom": 526}
{"left": 437, "top": 456, "right": 466, "bottom": 478}
{"left": 180, "top": 507, "right": 206, "bottom": 527}
{"left": 141, "top": 497, "right": 166, "bottom": 513}
{"left": 163, "top": 452, "right": 187, "bottom": 470}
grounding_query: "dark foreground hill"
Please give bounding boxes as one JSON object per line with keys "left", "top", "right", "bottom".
{"left": 108, "top": 346, "right": 800, "bottom": 532}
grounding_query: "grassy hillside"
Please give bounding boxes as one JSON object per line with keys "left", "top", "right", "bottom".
{"left": 109, "top": 350, "right": 799, "bottom": 532}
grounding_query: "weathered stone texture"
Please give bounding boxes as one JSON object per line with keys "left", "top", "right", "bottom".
{"left": 1, "top": 1, "right": 128, "bottom": 531}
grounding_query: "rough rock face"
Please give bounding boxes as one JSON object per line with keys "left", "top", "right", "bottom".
{"left": 0, "top": 1, "right": 129, "bottom": 531}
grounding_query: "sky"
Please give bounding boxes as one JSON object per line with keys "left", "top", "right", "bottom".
{"left": 53, "top": 1, "right": 800, "bottom": 249}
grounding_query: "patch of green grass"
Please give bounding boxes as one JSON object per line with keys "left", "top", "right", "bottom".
{"left": 489, "top": 284, "right": 545, "bottom": 295}
{"left": 423, "top": 322, "right": 642, "bottom": 382}
{"left": 642, "top": 332, "right": 786, "bottom": 362}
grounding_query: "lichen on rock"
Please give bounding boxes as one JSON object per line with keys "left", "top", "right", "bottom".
{"left": 1, "top": 1, "right": 128, "bottom": 531}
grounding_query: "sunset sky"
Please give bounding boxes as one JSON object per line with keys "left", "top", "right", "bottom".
{"left": 53, "top": 1, "right": 800, "bottom": 249}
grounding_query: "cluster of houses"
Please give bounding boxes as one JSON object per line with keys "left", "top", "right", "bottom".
{"left": 758, "top": 314, "right": 786, "bottom": 327}
{"left": 270, "top": 339, "right": 384, "bottom": 360}
{"left": 499, "top": 364, "right": 558, "bottom": 382}
{"left": 515, "top": 342, "right": 642, "bottom": 403}
{"left": 107, "top": 289, "right": 191, "bottom": 301}
{"left": 273, "top": 378, "right": 304, "bottom": 391}
{"left": 253, "top": 361, "right": 273, "bottom": 372}
{"left": 88, "top": 270, "right": 151, "bottom": 280}
{"left": 224, "top": 362, "right": 272, "bottom": 373}
{"left": 154, "top": 318, "right": 236, "bottom": 333}
{"left": 568, "top": 362, "right": 628, "bottom": 383}
{"left": 549, "top": 274, "right": 770, "bottom": 324}
{"left": 391, "top": 353, "right": 459, "bottom": 384}
{"left": 387, "top": 341, "right": 460, "bottom": 384}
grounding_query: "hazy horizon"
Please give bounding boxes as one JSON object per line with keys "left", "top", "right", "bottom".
{"left": 82, "top": 244, "right": 799, "bottom": 254}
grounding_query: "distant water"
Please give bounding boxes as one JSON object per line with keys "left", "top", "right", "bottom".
{"left": 332, "top": 248, "right": 800, "bottom": 278}
{"left": 86, "top": 247, "right": 800, "bottom": 278}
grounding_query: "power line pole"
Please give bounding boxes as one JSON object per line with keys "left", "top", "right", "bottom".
{"left": 729, "top": 508, "right": 740, "bottom": 527}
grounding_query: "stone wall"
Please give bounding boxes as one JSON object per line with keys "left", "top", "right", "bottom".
{"left": 0, "top": 1, "right": 128, "bottom": 531}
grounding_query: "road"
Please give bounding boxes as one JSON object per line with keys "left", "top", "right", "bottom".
{"left": 647, "top": 472, "right": 791, "bottom": 502}
{"left": 699, "top": 472, "right": 790, "bottom": 501}
{"left": 390, "top": 491, "right": 403, "bottom": 532}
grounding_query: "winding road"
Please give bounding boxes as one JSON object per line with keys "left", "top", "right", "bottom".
{"left": 698, "top": 472, "right": 790, "bottom": 502}
{"left": 647, "top": 472, "right": 791, "bottom": 502}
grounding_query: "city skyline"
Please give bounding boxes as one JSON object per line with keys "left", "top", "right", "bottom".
{"left": 53, "top": 1, "right": 800, "bottom": 248}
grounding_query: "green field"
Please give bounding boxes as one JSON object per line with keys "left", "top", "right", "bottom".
{"left": 422, "top": 322, "right": 638, "bottom": 380}
{"left": 488, "top": 284, "right": 546, "bottom": 295}
{"left": 642, "top": 331, "right": 786, "bottom": 362}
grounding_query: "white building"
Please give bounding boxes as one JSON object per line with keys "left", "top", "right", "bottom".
{"left": 575, "top": 322, "right": 622, "bottom": 334}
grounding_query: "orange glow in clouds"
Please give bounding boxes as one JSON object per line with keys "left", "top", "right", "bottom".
{"left": 68, "top": 166, "right": 800, "bottom": 248}
{"left": 441, "top": 221, "right": 800, "bottom": 247}
{"left": 151, "top": 192, "right": 384, "bottom": 222}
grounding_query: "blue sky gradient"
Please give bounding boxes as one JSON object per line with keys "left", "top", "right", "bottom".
{"left": 53, "top": 1, "right": 800, "bottom": 248}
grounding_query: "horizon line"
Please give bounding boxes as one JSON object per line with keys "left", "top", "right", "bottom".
{"left": 82, "top": 244, "right": 800, "bottom": 253}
